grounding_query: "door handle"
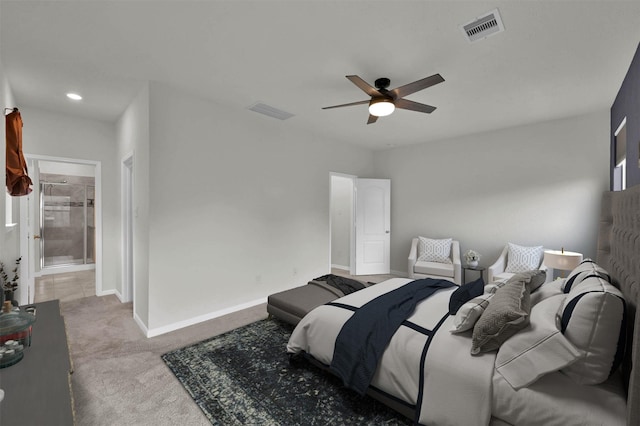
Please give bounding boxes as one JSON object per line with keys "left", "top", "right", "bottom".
{"left": 33, "top": 235, "right": 41, "bottom": 239}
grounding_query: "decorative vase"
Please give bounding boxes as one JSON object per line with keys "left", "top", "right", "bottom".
{"left": 467, "top": 260, "right": 478, "bottom": 268}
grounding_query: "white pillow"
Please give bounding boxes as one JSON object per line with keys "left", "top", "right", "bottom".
{"left": 505, "top": 243, "right": 543, "bottom": 273}
{"left": 559, "top": 274, "right": 625, "bottom": 385}
{"left": 496, "top": 294, "right": 581, "bottom": 389}
{"left": 417, "top": 237, "right": 452, "bottom": 264}
{"left": 562, "top": 259, "right": 611, "bottom": 293}
{"left": 450, "top": 292, "right": 494, "bottom": 333}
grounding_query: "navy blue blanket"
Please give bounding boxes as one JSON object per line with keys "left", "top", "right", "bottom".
{"left": 329, "top": 278, "right": 455, "bottom": 395}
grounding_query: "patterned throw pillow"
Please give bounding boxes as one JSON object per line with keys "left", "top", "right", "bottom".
{"left": 505, "top": 243, "right": 543, "bottom": 273}
{"left": 471, "top": 278, "right": 532, "bottom": 354}
{"left": 417, "top": 237, "right": 452, "bottom": 264}
{"left": 450, "top": 292, "right": 494, "bottom": 333}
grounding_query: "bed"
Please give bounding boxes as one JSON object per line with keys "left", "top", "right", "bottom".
{"left": 287, "top": 185, "right": 639, "bottom": 426}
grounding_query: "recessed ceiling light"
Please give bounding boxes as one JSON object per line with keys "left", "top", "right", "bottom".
{"left": 66, "top": 93, "right": 82, "bottom": 101}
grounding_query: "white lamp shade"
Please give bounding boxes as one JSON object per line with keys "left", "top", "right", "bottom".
{"left": 543, "top": 249, "right": 583, "bottom": 271}
{"left": 369, "top": 99, "right": 395, "bottom": 117}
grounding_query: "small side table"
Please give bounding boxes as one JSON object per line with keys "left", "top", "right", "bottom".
{"left": 463, "top": 266, "right": 486, "bottom": 284}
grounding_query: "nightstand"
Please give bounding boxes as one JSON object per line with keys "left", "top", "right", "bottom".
{"left": 463, "top": 266, "right": 486, "bottom": 284}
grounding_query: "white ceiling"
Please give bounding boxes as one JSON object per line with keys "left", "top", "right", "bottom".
{"left": 2, "top": 1, "right": 640, "bottom": 150}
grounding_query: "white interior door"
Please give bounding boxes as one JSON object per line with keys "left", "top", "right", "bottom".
{"left": 354, "top": 178, "right": 390, "bottom": 275}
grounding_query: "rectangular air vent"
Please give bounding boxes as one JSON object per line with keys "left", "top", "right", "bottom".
{"left": 248, "top": 102, "right": 295, "bottom": 120}
{"left": 460, "top": 9, "right": 505, "bottom": 43}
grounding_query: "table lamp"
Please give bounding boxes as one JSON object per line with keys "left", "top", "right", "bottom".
{"left": 543, "top": 248, "right": 583, "bottom": 278}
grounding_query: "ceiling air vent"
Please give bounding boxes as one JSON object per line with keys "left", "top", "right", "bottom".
{"left": 460, "top": 9, "right": 505, "bottom": 43}
{"left": 248, "top": 102, "right": 295, "bottom": 120}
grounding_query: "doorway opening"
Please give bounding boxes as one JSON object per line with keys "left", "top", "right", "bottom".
{"left": 21, "top": 155, "right": 102, "bottom": 304}
{"left": 330, "top": 173, "right": 355, "bottom": 274}
{"left": 329, "top": 173, "right": 391, "bottom": 277}
{"left": 613, "top": 117, "right": 627, "bottom": 191}
{"left": 121, "top": 154, "right": 134, "bottom": 304}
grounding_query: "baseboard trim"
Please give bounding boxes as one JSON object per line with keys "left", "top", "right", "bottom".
{"left": 133, "top": 312, "right": 149, "bottom": 336}
{"left": 40, "top": 263, "right": 96, "bottom": 276}
{"left": 331, "top": 264, "right": 350, "bottom": 271}
{"left": 391, "top": 269, "right": 409, "bottom": 278}
{"left": 145, "top": 297, "right": 267, "bottom": 338}
{"left": 97, "top": 289, "right": 117, "bottom": 297}
{"left": 113, "top": 289, "right": 125, "bottom": 303}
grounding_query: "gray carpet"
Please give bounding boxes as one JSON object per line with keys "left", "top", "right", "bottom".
{"left": 162, "top": 318, "right": 411, "bottom": 425}
{"left": 61, "top": 295, "right": 266, "bottom": 425}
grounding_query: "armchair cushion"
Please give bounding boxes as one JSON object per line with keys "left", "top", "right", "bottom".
{"left": 417, "top": 237, "right": 453, "bottom": 264}
{"left": 414, "top": 260, "right": 454, "bottom": 278}
{"left": 505, "top": 243, "right": 544, "bottom": 273}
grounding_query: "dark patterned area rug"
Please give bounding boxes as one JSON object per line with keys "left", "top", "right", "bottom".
{"left": 161, "top": 319, "right": 412, "bottom": 425}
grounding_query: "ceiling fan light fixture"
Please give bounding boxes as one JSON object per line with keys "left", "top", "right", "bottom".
{"left": 369, "top": 99, "right": 395, "bottom": 117}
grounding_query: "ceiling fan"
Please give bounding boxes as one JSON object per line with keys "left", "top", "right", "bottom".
{"left": 323, "top": 74, "right": 444, "bottom": 124}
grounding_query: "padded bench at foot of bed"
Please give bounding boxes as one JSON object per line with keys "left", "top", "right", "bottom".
{"left": 267, "top": 276, "right": 368, "bottom": 325}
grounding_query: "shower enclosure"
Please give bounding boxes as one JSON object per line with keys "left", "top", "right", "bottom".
{"left": 40, "top": 177, "right": 95, "bottom": 268}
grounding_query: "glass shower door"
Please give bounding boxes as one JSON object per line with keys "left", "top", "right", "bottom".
{"left": 40, "top": 182, "right": 95, "bottom": 268}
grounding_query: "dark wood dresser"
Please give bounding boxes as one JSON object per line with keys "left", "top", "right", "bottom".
{"left": 0, "top": 300, "right": 74, "bottom": 425}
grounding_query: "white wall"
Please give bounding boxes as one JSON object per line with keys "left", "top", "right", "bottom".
{"left": 330, "top": 175, "right": 353, "bottom": 269}
{"left": 145, "top": 81, "right": 373, "bottom": 332}
{"left": 1, "top": 58, "right": 19, "bottom": 265}
{"left": 19, "top": 106, "right": 119, "bottom": 293}
{"left": 116, "top": 83, "right": 150, "bottom": 327}
{"left": 373, "top": 110, "right": 610, "bottom": 275}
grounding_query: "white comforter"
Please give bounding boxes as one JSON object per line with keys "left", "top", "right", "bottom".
{"left": 287, "top": 278, "right": 496, "bottom": 426}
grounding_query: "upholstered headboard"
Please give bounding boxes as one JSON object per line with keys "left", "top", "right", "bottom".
{"left": 596, "top": 184, "right": 640, "bottom": 426}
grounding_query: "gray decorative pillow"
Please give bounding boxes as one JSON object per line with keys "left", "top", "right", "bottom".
{"left": 417, "top": 237, "right": 452, "bottom": 264}
{"left": 471, "top": 278, "right": 532, "bottom": 355}
{"left": 505, "top": 243, "right": 543, "bottom": 273}
{"left": 508, "top": 269, "right": 547, "bottom": 292}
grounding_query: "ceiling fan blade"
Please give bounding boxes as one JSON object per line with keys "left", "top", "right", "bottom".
{"left": 346, "top": 75, "right": 382, "bottom": 97}
{"left": 390, "top": 74, "right": 444, "bottom": 99}
{"left": 367, "top": 114, "right": 378, "bottom": 124}
{"left": 322, "top": 100, "right": 370, "bottom": 110}
{"left": 394, "top": 98, "right": 437, "bottom": 114}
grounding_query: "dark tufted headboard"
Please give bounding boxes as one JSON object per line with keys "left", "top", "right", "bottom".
{"left": 596, "top": 184, "right": 640, "bottom": 426}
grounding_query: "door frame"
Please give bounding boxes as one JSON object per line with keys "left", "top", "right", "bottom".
{"left": 21, "top": 154, "right": 103, "bottom": 296}
{"left": 121, "top": 152, "right": 135, "bottom": 305}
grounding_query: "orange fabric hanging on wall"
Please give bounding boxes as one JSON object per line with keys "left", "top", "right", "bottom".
{"left": 5, "top": 108, "right": 33, "bottom": 196}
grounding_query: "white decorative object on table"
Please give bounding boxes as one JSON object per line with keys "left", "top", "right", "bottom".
{"left": 464, "top": 249, "right": 481, "bottom": 268}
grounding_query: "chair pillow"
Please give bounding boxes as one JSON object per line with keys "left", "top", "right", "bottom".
{"left": 495, "top": 294, "right": 581, "bottom": 390}
{"left": 471, "top": 277, "right": 531, "bottom": 355}
{"left": 450, "top": 291, "right": 494, "bottom": 333}
{"left": 505, "top": 243, "right": 543, "bottom": 273}
{"left": 559, "top": 274, "right": 626, "bottom": 385}
{"left": 449, "top": 277, "right": 484, "bottom": 315}
{"left": 417, "top": 237, "right": 452, "bottom": 264}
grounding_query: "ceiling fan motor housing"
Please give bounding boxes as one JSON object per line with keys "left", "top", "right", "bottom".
{"left": 374, "top": 78, "right": 391, "bottom": 90}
